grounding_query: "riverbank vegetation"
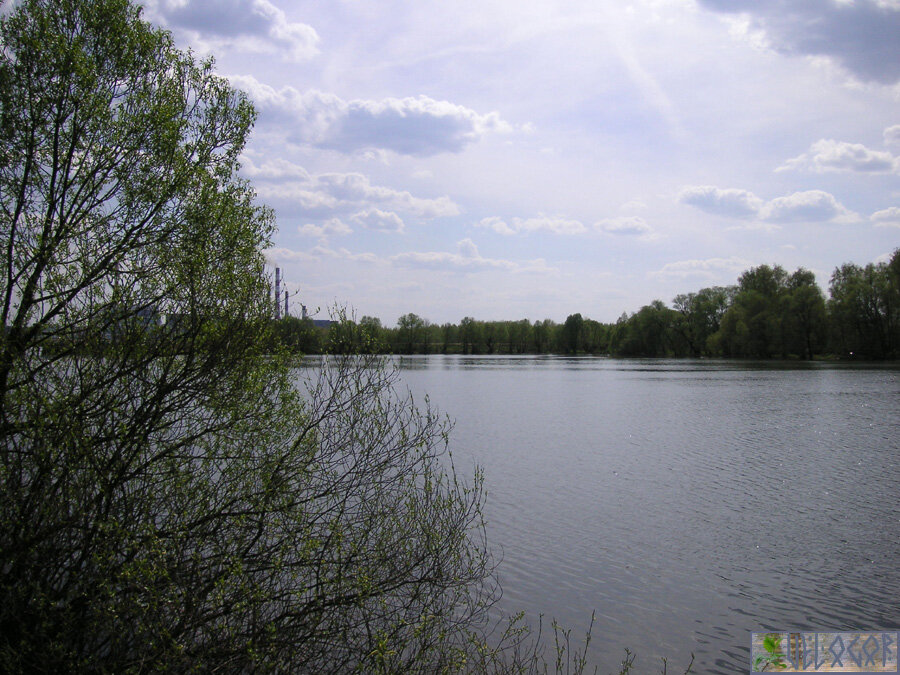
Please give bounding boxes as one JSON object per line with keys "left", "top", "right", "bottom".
{"left": 283, "top": 252, "right": 900, "bottom": 360}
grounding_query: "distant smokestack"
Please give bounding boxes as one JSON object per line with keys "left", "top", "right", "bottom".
{"left": 301, "top": 304, "right": 307, "bottom": 320}
{"left": 284, "top": 290, "right": 289, "bottom": 317}
{"left": 274, "top": 267, "right": 281, "bottom": 319}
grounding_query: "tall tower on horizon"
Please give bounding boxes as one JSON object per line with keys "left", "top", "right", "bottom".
{"left": 274, "top": 267, "right": 281, "bottom": 320}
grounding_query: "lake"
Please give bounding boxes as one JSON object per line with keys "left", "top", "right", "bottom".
{"left": 392, "top": 355, "right": 900, "bottom": 674}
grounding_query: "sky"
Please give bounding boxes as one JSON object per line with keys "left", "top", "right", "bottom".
{"left": 140, "top": 0, "right": 900, "bottom": 326}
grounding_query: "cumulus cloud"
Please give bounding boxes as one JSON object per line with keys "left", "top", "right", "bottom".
{"left": 778, "top": 139, "right": 897, "bottom": 174}
{"left": 871, "top": 206, "right": 900, "bottom": 227}
{"left": 146, "top": 0, "right": 319, "bottom": 61}
{"left": 297, "top": 218, "right": 352, "bottom": 238}
{"left": 678, "top": 185, "right": 764, "bottom": 219}
{"left": 475, "top": 215, "right": 587, "bottom": 235}
{"left": 310, "top": 246, "right": 380, "bottom": 264}
{"left": 263, "top": 246, "right": 317, "bottom": 264}
{"left": 885, "top": 125, "right": 900, "bottom": 147}
{"left": 227, "top": 76, "right": 516, "bottom": 156}
{"left": 595, "top": 216, "right": 655, "bottom": 237}
{"left": 456, "top": 238, "right": 480, "bottom": 258}
{"left": 253, "top": 169, "right": 459, "bottom": 220}
{"left": 654, "top": 256, "right": 751, "bottom": 280}
{"left": 679, "top": 185, "right": 858, "bottom": 224}
{"left": 240, "top": 155, "right": 312, "bottom": 181}
{"left": 762, "top": 190, "right": 858, "bottom": 223}
{"left": 698, "top": 0, "right": 900, "bottom": 84}
{"left": 270, "top": 244, "right": 381, "bottom": 265}
{"left": 350, "top": 209, "right": 405, "bottom": 233}
{"left": 392, "top": 250, "right": 515, "bottom": 272}
{"left": 391, "top": 239, "right": 553, "bottom": 274}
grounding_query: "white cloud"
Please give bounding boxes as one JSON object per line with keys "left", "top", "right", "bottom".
{"left": 311, "top": 246, "right": 380, "bottom": 264}
{"left": 654, "top": 256, "right": 751, "bottom": 280}
{"left": 227, "top": 76, "right": 516, "bottom": 156}
{"left": 240, "top": 155, "right": 311, "bottom": 181}
{"left": 298, "top": 218, "right": 353, "bottom": 238}
{"left": 146, "top": 0, "right": 319, "bottom": 61}
{"left": 679, "top": 185, "right": 858, "bottom": 224}
{"left": 256, "top": 184, "right": 340, "bottom": 213}
{"left": 678, "top": 186, "right": 763, "bottom": 218}
{"left": 884, "top": 125, "right": 900, "bottom": 147}
{"left": 871, "top": 206, "right": 900, "bottom": 227}
{"left": 474, "top": 215, "right": 587, "bottom": 235}
{"left": 698, "top": 0, "right": 900, "bottom": 84}
{"left": 255, "top": 171, "right": 459, "bottom": 220}
{"left": 263, "top": 246, "right": 316, "bottom": 263}
{"left": 392, "top": 250, "right": 516, "bottom": 272}
{"left": 390, "top": 240, "right": 553, "bottom": 274}
{"left": 456, "top": 238, "right": 480, "bottom": 258}
{"left": 350, "top": 209, "right": 405, "bottom": 233}
{"left": 475, "top": 217, "right": 517, "bottom": 236}
{"left": 595, "top": 216, "right": 655, "bottom": 237}
{"left": 762, "top": 190, "right": 858, "bottom": 223}
{"left": 778, "top": 139, "right": 897, "bottom": 173}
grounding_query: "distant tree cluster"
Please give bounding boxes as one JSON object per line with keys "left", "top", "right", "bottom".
{"left": 278, "top": 250, "right": 900, "bottom": 360}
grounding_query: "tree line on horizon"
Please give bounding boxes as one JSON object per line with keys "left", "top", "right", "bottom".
{"left": 276, "top": 249, "right": 900, "bottom": 360}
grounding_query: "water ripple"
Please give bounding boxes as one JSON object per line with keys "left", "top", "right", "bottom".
{"left": 395, "top": 357, "right": 900, "bottom": 674}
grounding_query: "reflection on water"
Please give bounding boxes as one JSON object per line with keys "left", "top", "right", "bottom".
{"left": 390, "top": 356, "right": 900, "bottom": 674}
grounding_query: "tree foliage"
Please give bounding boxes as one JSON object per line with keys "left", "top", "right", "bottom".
{"left": 268, "top": 251, "right": 898, "bottom": 360}
{"left": 0, "top": 1, "right": 497, "bottom": 671}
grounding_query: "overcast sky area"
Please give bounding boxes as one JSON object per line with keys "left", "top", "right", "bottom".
{"left": 141, "top": 0, "right": 900, "bottom": 326}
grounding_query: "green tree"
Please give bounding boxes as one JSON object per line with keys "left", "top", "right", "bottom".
{"left": 396, "top": 312, "right": 426, "bottom": 354}
{"left": 562, "top": 313, "right": 584, "bottom": 354}
{"left": 532, "top": 318, "right": 554, "bottom": 354}
{"left": 459, "top": 316, "right": 480, "bottom": 354}
{"left": 673, "top": 286, "right": 733, "bottom": 356}
{"left": 440, "top": 321, "right": 457, "bottom": 353}
{"left": 275, "top": 314, "right": 323, "bottom": 353}
{"left": 714, "top": 265, "right": 788, "bottom": 357}
{"left": 482, "top": 320, "right": 506, "bottom": 354}
{"left": 828, "top": 260, "right": 897, "bottom": 358}
{"left": 0, "top": 1, "right": 496, "bottom": 671}
{"left": 358, "top": 314, "right": 386, "bottom": 351}
{"left": 784, "top": 268, "right": 826, "bottom": 359}
{"left": 507, "top": 319, "right": 532, "bottom": 354}
{"left": 609, "top": 302, "right": 680, "bottom": 357}
{"left": 581, "top": 319, "right": 610, "bottom": 354}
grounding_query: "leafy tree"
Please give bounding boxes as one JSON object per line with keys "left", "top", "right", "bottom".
{"left": 714, "top": 265, "right": 788, "bottom": 357}
{"left": 459, "top": 316, "right": 480, "bottom": 354}
{"left": 673, "top": 286, "right": 733, "bottom": 356}
{"left": 274, "top": 315, "right": 323, "bottom": 353}
{"left": 562, "top": 313, "right": 584, "bottom": 354}
{"left": 609, "top": 302, "right": 681, "bottom": 357}
{"left": 532, "top": 319, "right": 554, "bottom": 354}
{"left": 507, "top": 319, "right": 532, "bottom": 354}
{"left": 582, "top": 318, "right": 610, "bottom": 354}
{"left": 828, "top": 259, "right": 898, "bottom": 358}
{"left": 482, "top": 320, "right": 506, "bottom": 354}
{"left": 440, "top": 321, "right": 457, "bottom": 353}
{"left": 784, "top": 268, "right": 826, "bottom": 359}
{"left": 395, "top": 312, "right": 426, "bottom": 354}
{"left": 0, "top": 1, "right": 496, "bottom": 671}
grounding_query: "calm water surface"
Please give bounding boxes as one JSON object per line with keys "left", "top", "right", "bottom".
{"left": 393, "top": 356, "right": 900, "bottom": 674}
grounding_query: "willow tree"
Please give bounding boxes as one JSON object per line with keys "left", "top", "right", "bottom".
{"left": 0, "top": 1, "right": 494, "bottom": 672}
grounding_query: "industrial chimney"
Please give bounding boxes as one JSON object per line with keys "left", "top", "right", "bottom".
{"left": 274, "top": 267, "right": 281, "bottom": 319}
